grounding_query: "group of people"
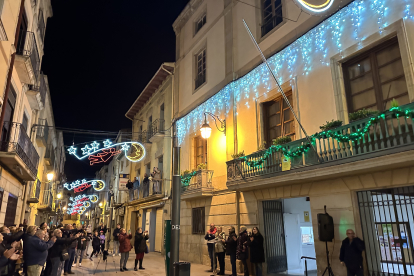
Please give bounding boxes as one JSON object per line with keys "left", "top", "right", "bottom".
{"left": 110, "top": 224, "right": 149, "bottom": 272}
{"left": 205, "top": 223, "right": 265, "bottom": 276}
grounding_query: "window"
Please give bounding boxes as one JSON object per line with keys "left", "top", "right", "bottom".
{"left": 194, "top": 136, "right": 207, "bottom": 169}
{"left": 4, "top": 193, "right": 17, "bottom": 226}
{"left": 38, "top": 9, "right": 45, "bottom": 42}
{"left": 261, "top": 0, "right": 283, "bottom": 37}
{"left": 22, "top": 114, "right": 28, "bottom": 132}
{"left": 263, "top": 92, "right": 295, "bottom": 147}
{"left": 158, "top": 155, "right": 163, "bottom": 174}
{"left": 343, "top": 37, "right": 409, "bottom": 112}
{"left": 1, "top": 87, "right": 17, "bottom": 143}
{"left": 195, "top": 14, "right": 206, "bottom": 35}
{"left": 16, "top": 11, "right": 28, "bottom": 55}
{"left": 192, "top": 207, "right": 205, "bottom": 234}
{"left": 195, "top": 49, "right": 206, "bottom": 89}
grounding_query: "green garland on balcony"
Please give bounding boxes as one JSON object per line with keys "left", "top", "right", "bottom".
{"left": 239, "top": 106, "right": 414, "bottom": 168}
{"left": 181, "top": 170, "right": 198, "bottom": 186}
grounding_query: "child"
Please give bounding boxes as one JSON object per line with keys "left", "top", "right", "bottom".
{"left": 99, "top": 230, "right": 106, "bottom": 254}
{"left": 90, "top": 231, "right": 100, "bottom": 260}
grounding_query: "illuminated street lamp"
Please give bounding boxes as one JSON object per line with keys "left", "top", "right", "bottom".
{"left": 57, "top": 193, "right": 62, "bottom": 199}
{"left": 200, "top": 112, "right": 226, "bottom": 139}
{"left": 47, "top": 172, "right": 54, "bottom": 182}
{"left": 99, "top": 202, "right": 103, "bottom": 207}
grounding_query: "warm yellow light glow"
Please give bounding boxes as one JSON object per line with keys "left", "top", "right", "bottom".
{"left": 57, "top": 194, "right": 62, "bottom": 199}
{"left": 47, "top": 173, "right": 54, "bottom": 181}
{"left": 63, "top": 206, "right": 67, "bottom": 210}
{"left": 200, "top": 123, "right": 212, "bottom": 139}
{"left": 99, "top": 202, "right": 103, "bottom": 207}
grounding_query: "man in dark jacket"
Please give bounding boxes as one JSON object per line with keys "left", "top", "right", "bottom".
{"left": 204, "top": 223, "right": 217, "bottom": 272}
{"left": 25, "top": 229, "right": 56, "bottom": 276}
{"left": 225, "top": 226, "right": 237, "bottom": 276}
{"left": 112, "top": 224, "right": 121, "bottom": 256}
{"left": 340, "top": 229, "right": 365, "bottom": 276}
{"left": 62, "top": 225, "right": 78, "bottom": 275}
{"left": 47, "top": 229, "right": 80, "bottom": 276}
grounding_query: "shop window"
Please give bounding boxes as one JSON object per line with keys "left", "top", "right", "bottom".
{"left": 192, "top": 207, "right": 205, "bottom": 234}
{"left": 263, "top": 92, "right": 295, "bottom": 147}
{"left": 343, "top": 37, "right": 409, "bottom": 112}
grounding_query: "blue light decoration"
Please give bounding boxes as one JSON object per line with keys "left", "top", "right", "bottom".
{"left": 176, "top": 0, "right": 414, "bottom": 145}
{"left": 68, "top": 139, "right": 146, "bottom": 165}
{"left": 67, "top": 194, "right": 99, "bottom": 215}
{"left": 64, "top": 179, "right": 106, "bottom": 193}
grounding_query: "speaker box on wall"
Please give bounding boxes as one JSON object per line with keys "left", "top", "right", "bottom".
{"left": 318, "top": 213, "right": 334, "bottom": 242}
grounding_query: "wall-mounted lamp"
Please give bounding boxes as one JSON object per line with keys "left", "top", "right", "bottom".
{"left": 57, "top": 193, "right": 62, "bottom": 199}
{"left": 99, "top": 202, "right": 103, "bottom": 207}
{"left": 200, "top": 112, "right": 226, "bottom": 139}
{"left": 47, "top": 172, "right": 54, "bottom": 182}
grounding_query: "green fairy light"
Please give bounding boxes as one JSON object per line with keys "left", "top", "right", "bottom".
{"left": 180, "top": 171, "right": 198, "bottom": 186}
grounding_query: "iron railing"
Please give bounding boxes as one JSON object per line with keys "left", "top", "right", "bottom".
{"left": 195, "top": 73, "right": 206, "bottom": 89}
{"left": 128, "top": 176, "right": 164, "bottom": 202}
{"left": 36, "top": 118, "right": 49, "bottom": 142}
{"left": 16, "top": 31, "right": 40, "bottom": 82}
{"left": 29, "top": 74, "right": 47, "bottom": 107}
{"left": 227, "top": 102, "right": 414, "bottom": 182}
{"left": 149, "top": 119, "right": 165, "bottom": 139}
{"left": 138, "top": 131, "right": 149, "bottom": 143}
{"left": 39, "top": 190, "right": 53, "bottom": 207}
{"left": 181, "top": 170, "right": 214, "bottom": 192}
{"left": 44, "top": 144, "right": 55, "bottom": 168}
{"left": 301, "top": 256, "right": 316, "bottom": 276}
{"left": 29, "top": 179, "right": 41, "bottom": 199}
{"left": 0, "top": 122, "right": 39, "bottom": 176}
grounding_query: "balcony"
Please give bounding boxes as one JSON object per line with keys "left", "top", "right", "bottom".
{"left": 14, "top": 31, "right": 40, "bottom": 85}
{"left": 27, "top": 74, "right": 47, "bottom": 111}
{"left": 27, "top": 179, "right": 41, "bottom": 203}
{"left": 0, "top": 122, "right": 39, "bottom": 181}
{"left": 38, "top": 190, "right": 53, "bottom": 212}
{"left": 126, "top": 177, "right": 164, "bottom": 205}
{"left": 149, "top": 119, "right": 165, "bottom": 143}
{"left": 181, "top": 170, "right": 214, "bottom": 200}
{"left": 44, "top": 144, "right": 55, "bottom": 170}
{"left": 226, "top": 102, "right": 414, "bottom": 190}
{"left": 35, "top": 118, "right": 49, "bottom": 147}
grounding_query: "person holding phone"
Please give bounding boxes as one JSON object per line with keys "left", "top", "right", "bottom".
{"left": 118, "top": 229, "right": 132, "bottom": 272}
{"left": 134, "top": 228, "right": 149, "bottom": 271}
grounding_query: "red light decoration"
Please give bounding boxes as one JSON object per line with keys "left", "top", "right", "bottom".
{"left": 88, "top": 148, "right": 122, "bottom": 165}
{"left": 74, "top": 183, "right": 92, "bottom": 193}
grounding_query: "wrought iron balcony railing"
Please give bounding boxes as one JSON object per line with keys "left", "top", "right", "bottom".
{"left": 29, "top": 73, "right": 47, "bottom": 108}
{"left": 39, "top": 190, "right": 53, "bottom": 208}
{"left": 149, "top": 119, "right": 165, "bottom": 140}
{"left": 27, "top": 179, "right": 41, "bottom": 203}
{"left": 227, "top": 102, "right": 414, "bottom": 183}
{"left": 0, "top": 122, "right": 39, "bottom": 176}
{"left": 36, "top": 118, "right": 49, "bottom": 143}
{"left": 181, "top": 170, "right": 214, "bottom": 192}
{"left": 16, "top": 31, "right": 40, "bottom": 82}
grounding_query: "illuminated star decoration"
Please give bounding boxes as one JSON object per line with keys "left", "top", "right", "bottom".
{"left": 68, "top": 140, "right": 146, "bottom": 165}
{"left": 63, "top": 179, "right": 106, "bottom": 193}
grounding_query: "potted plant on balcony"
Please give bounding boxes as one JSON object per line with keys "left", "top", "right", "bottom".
{"left": 272, "top": 136, "right": 292, "bottom": 146}
{"left": 319, "top": 120, "right": 343, "bottom": 132}
{"left": 349, "top": 109, "right": 379, "bottom": 122}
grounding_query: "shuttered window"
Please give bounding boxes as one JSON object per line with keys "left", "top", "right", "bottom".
{"left": 4, "top": 194, "right": 17, "bottom": 226}
{"left": 192, "top": 207, "right": 205, "bottom": 234}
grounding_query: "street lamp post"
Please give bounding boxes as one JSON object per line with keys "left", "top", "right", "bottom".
{"left": 200, "top": 112, "right": 226, "bottom": 139}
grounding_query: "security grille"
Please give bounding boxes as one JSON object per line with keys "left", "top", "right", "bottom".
{"left": 357, "top": 186, "right": 414, "bottom": 276}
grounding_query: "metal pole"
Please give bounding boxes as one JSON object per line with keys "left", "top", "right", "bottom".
{"left": 169, "top": 132, "right": 181, "bottom": 276}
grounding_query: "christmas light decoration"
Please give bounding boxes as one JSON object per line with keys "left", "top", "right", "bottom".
{"left": 236, "top": 107, "right": 414, "bottom": 169}
{"left": 64, "top": 179, "right": 106, "bottom": 193}
{"left": 67, "top": 194, "right": 99, "bottom": 214}
{"left": 297, "top": 0, "right": 334, "bottom": 13}
{"left": 176, "top": 0, "right": 414, "bottom": 145}
{"left": 180, "top": 171, "right": 198, "bottom": 186}
{"left": 68, "top": 141, "right": 146, "bottom": 165}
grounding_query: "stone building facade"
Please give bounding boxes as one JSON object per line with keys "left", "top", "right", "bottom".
{"left": 172, "top": 0, "right": 414, "bottom": 275}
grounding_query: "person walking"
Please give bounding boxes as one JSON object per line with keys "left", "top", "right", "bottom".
{"left": 237, "top": 226, "right": 249, "bottom": 276}
{"left": 89, "top": 231, "right": 100, "bottom": 260}
{"left": 340, "top": 229, "right": 365, "bottom": 276}
{"left": 25, "top": 229, "right": 56, "bottom": 276}
{"left": 215, "top": 227, "right": 226, "bottom": 275}
{"left": 48, "top": 229, "right": 80, "bottom": 276}
{"left": 112, "top": 224, "right": 121, "bottom": 256}
{"left": 134, "top": 228, "right": 149, "bottom": 271}
{"left": 99, "top": 230, "right": 105, "bottom": 254}
{"left": 247, "top": 227, "right": 265, "bottom": 276}
{"left": 225, "top": 226, "right": 237, "bottom": 276}
{"left": 73, "top": 230, "right": 87, "bottom": 267}
{"left": 204, "top": 223, "right": 217, "bottom": 272}
{"left": 118, "top": 229, "right": 132, "bottom": 272}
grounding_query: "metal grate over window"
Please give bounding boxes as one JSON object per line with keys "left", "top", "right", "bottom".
{"left": 192, "top": 207, "right": 205, "bottom": 234}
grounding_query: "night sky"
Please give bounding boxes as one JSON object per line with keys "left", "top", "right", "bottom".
{"left": 42, "top": 0, "right": 189, "bottom": 180}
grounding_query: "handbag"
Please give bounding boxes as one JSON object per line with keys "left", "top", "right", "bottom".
{"left": 61, "top": 249, "right": 70, "bottom": 261}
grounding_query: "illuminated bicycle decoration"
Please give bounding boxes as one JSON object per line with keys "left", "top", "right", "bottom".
{"left": 68, "top": 139, "right": 146, "bottom": 165}
{"left": 64, "top": 179, "right": 106, "bottom": 193}
{"left": 296, "top": 0, "right": 334, "bottom": 12}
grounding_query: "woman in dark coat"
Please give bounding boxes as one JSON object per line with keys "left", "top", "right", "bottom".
{"left": 247, "top": 227, "right": 265, "bottom": 276}
{"left": 236, "top": 226, "right": 249, "bottom": 276}
{"left": 89, "top": 231, "right": 100, "bottom": 260}
{"left": 225, "top": 226, "right": 237, "bottom": 276}
{"left": 134, "top": 228, "right": 149, "bottom": 271}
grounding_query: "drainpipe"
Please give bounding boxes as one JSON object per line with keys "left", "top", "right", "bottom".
{"left": 0, "top": 0, "right": 25, "bottom": 139}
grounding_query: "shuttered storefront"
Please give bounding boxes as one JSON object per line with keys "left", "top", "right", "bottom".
{"left": 155, "top": 208, "right": 163, "bottom": 252}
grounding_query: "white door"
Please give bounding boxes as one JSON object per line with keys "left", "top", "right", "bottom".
{"left": 284, "top": 213, "right": 301, "bottom": 270}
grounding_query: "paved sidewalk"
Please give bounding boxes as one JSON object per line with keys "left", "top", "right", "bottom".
{"left": 70, "top": 251, "right": 214, "bottom": 276}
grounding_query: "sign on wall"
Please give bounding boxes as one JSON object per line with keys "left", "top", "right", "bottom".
{"left": 119, "top": 174, "right": 130, "bottom": 191}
